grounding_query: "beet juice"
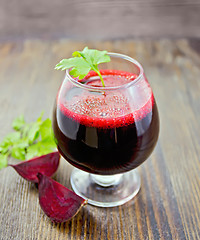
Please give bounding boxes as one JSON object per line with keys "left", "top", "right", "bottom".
{"left": 53, "top": 70, "right": 159, "bottom": 175}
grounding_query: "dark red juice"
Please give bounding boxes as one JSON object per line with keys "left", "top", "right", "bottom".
{"left": 53, "top": 71, "right": 159, "bottom": 175}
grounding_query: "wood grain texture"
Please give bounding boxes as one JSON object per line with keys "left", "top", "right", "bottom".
{"left": 0, "top": 39, "right": 200, "bottom": 239}
{"left": 0, "top": 0, "right": 200, "bottom": 41}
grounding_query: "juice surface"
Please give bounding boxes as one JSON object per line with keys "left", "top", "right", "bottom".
{"left": 58, "top": 70, "right": 153, "bottom": 128}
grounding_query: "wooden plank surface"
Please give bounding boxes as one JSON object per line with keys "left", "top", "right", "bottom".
{"left": 0, "top": 0, "right": 200, "bottom": 41}
{"left": 0, "top": 39, "right": 200, "bottom": 239}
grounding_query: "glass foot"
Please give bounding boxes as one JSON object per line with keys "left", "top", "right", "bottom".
{"left": 70, "top": 168, "right": 141, "bottom": 207}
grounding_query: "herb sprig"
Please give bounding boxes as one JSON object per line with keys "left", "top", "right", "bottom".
{"left": 0, "top": 113, "right": 56, "bottom": 169}
{"left": 55, "top": 47, "right": 111, "bottom": 87}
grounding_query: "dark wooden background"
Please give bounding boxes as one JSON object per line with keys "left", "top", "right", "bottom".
{"left": 0, "top": 0, "right": 200, "bottom": 41}
{"left": 0, "top": 1, "right": 200, "bottom": 239}
{"left": 0, "top": 39, "right": 200, "bottom": 239}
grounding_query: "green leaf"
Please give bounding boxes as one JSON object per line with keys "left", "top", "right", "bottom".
{"left": 26, "top": 138, "right": 56, "bottom": 160}
{"left": 12, "top": 115, "right": 25, "bottom": 131}
{"left": 11, "top": 139, "right": 28, "bottom": 160}
{"left": 69, "top": 64, "right": 91, "bottom": 79}
{"left": 74, "top": 47, "right": 110, "bottom": 66}
{"left": 22, "top": 123, "right": 30, "bottom": 138}
{"left": 22, "top": 111, "right": 44, "bottom": 143}
{"left": 26, "top": 143, "right": 40, "bottom": 159}
{"left": 24, "top": 111, "right": 44, "bottom": 143}
{"left": 37, "top": 111, "right": 44, "bottom": 123}
{"left": 56, "top": 57, "right": 91, "bottom": 79}
{"left": 0, "top": 112, "right": 56, "bottom": 169}
{"left": 55, "top": 58, "right": 85, "bottom": 70}
{"left": 0, "top": 138, "right": 10, "bottom": 154}
{"left": 36, "top": 139, "right": 56, "bottom": 155}
{"left": 0, "top": 132, "right": 21, "bottom": 155}
{"left": 39, "top": 119, "right": 53, "bottom": 140}
{"left": 55, "top": 47, "right": 111, "bottom": 86}
{"left": 5, "top": 132, "right": 21, "bottom": 143}
{"left": 41, "top": 138, "right": 57, "bottom": 150}
{"left": 26, "top": 122, "right": 40, "bottom": 144}
{"left": 0, "top": 154, "right": 8, "bottom": 169}
{"left": 13, "top": 139, "right": 29, "bottom": 149}
{"left": 11, "top": 146, "right": 26, "bottom": 160}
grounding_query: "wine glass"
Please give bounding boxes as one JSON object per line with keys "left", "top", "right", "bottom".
{"left": 52, "top": 52, "right": 159, "bottom": 207}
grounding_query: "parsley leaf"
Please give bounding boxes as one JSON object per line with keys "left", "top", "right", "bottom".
{"left": 26, "top": 122, "right": 40, "bottom": 144}
{"left": 12, "top": 115, "right": 25, "bottom": 131}
{"left": 0, "top": 138, "right": 11, "bottom": 154}
{"left": 0, "top": 154, "right": 8, "bottom": 169}
{"left": 26, "top": 144, "right": 41, "bottom": 159}
{"left": 11, "top": 146, "right": 26, "bottom": 160}
{"left": 0, "top": 112, "right": 57, "bottom": 169}
{"left": 40, "top": 119, "right": 54, "bottom": 140}
{"left": 55, "top": 47, "right": 111, "bottom": 87}
{"left": 5, "top": 132, "right": 21, "bottom": 143}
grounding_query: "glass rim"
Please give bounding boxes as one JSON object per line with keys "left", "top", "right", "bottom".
{"left": 65, "top": 52, "right": 144, "bottom": 91}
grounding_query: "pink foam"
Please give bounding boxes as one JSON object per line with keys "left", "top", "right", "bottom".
{"left": 58, "top": 70, "right": 154, "bottom": 128}
{"left": 58, "top": 94, "right": 154, "bottom": 128}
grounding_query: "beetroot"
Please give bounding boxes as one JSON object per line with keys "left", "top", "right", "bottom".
{"left": 10, "top": 152, "right": 60, "bottom": 183}
{"left": 10, "top": 151, "right": 86, "bottom": 223}
{"left": 37, "top": 173, "right": 87, "bottom": 223}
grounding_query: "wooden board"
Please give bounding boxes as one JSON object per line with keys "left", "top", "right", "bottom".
{"left": 0, "top": 0, "right": 200, "bottom": 41}
{"left": 0, "top": 39, "right": 200, "bottom": 239}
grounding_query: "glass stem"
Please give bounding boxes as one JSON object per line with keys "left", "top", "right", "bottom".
{"left": 90, "top": 173, "right": 123, "bottom": 187}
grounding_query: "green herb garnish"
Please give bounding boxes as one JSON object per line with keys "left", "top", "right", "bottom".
{"left": 0, "top": 113, "right": 56, "bottom": 170}
{"left": 55, "top": 47, "right": 111, "bottom": 87}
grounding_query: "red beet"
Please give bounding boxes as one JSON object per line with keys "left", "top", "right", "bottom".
{"left": 10, "top": 152, "right": 60, "bottom": 183}
{"left": 37, "top": 173, "right": 87, "bottom": 223}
